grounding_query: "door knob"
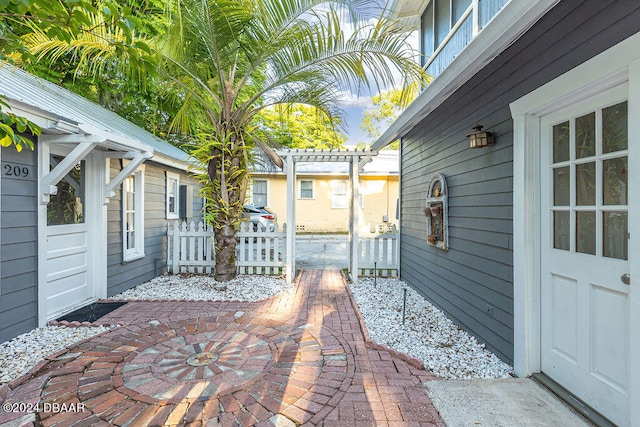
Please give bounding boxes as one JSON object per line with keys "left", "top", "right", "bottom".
{"left": 621, "top": 274, "right": 630, "bottom": 285}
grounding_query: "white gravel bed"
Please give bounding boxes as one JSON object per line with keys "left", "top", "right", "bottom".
{"left": 1, "top": 274, "right": 510, "bottom": 388}
{"left": 0, "top": 325, "right": 112, "bottom": 385}
{"left": 350, "top": 277, "right": 513, "bottom": 379}
{"left": 108, "top": 273, "right": 292, "bottom": 301}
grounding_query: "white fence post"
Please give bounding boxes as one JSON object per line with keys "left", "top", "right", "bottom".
{"left": 172, "top": 221, "right": 180, "bottom": 274}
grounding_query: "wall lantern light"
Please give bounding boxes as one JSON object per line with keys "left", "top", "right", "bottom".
{"left": 467, "top": 124, "right": 494, "bottom": 148}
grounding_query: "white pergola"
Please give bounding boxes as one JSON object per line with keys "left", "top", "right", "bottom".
{"left": 276, "top": 149, "right": 377, "bottom": 284}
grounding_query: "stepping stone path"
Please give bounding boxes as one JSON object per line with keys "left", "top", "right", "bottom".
{"left": 0, "top": 270, "right": 443, "bottom": 426}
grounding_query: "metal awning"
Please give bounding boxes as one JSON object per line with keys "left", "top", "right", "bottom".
{"left": 39, "top": 121, "right": 153, "bottom": 204}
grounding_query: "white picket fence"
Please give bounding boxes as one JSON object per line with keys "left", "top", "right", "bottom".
{"left": 236, "top": 222, "right": 286, "bottom": 275}
{"left": 167, "top": 221, "right": 216, "bottom": 274}
{"left": 358, "top": 225, "right": 399, "bottom": 277}
{"left": 167, "top": 221, "right": 286, "bottom": 275}
{"left": 167, "top": 221, "right": 398, "bottom": 276}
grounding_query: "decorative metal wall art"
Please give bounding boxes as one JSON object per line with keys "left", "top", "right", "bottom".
{"left": 425, "top": 173, "right": 448, "bottom": 250}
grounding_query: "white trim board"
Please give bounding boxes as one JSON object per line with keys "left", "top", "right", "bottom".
{"left": 510, "top": 31, "right": 640, "bottom": 427}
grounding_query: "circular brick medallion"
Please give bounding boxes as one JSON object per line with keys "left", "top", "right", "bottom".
{"left": 37, "top": 314, "right": 353, "bottom": 426}
{"left": 186, "top": 351, "right": 218, "bottom": 367}
{"left": 122, "top": 330, "right": 274, "bottom": 401}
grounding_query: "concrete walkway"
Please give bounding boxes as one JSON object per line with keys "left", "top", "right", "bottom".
{"left": 296, "top": 235, "right": 348, "bottom": 270}
{"left": 0, "top": 270, "right": 442, "bottom": 426}
{"left": 424, "top": 378, "right": 593, "bottom": 427}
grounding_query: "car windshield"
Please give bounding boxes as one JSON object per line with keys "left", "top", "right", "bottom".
{"left": 244, "top": 205, "right": 272, "bottom": 214}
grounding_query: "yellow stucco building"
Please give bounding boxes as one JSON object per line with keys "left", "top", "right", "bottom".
{"left": 249, "top": 151, "right": 399, "bottom": 233}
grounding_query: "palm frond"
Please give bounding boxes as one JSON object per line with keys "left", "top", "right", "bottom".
{"left": 19, "top": 13, "right": 156, "bottom": 85}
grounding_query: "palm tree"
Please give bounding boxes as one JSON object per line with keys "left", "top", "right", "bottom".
{"left": 17, "top": 0, "right": 425, "bottom": 281}
{"left": 159, "top": 0, "right": 424, "bottom": 280}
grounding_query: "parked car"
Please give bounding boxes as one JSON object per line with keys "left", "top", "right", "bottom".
{"left": 242, "top": 205, "right": 277, "bottom": 231}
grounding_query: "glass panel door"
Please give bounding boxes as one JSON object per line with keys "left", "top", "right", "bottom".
{"left": 550, "top": 101, "right": 628, "bottom": 259}
{"left": 47, "top": 155, "right": 85, "bottom": 226}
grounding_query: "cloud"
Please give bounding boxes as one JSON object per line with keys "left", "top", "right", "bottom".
{"left": 337, "top": 90, "right": 373, "bottom": 108}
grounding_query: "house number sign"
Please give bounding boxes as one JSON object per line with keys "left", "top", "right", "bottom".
{"left": 2, "top": 162, "right": 31, "bottom": 178}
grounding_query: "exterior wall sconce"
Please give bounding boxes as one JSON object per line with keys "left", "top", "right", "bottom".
{"left": 467, "top": 124, "right": 494, "bottom": 148}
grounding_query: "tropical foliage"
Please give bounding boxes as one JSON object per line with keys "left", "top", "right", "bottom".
{"left": 7, "top": 0, "right": 425, "bottom": 281}
{"left": 0, "top": 0, "right": 157, "bottom": 150}
{"left": 0, "top": 97, "right": 40, "bottom": 151}
{"left": 359, "top": 82, "right": 420, "bottom": 149}
{"left": 258, "top": 104, "right": 347, "bottom": 149}
{"left": 155, "top": 0, "right": 424, "bottom": 280}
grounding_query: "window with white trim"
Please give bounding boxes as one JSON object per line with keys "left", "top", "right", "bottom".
{"left": 252, "top": 179, "right": 268, "bottom": 206}
{"left": 299, "top": 179, "right": 314, "bottom": 199}
{"left": 420, "top": 0, "right": 514, "bottom": 76}
{"left": 421, "top": 0, "right": 472, "bottom": 63}
{"left": 331, "top": 179, "right": 364, "bottom": 209}
{"left": 331, "top": 180, "right": 364, "bottom": 209}
{"left": 332, "top": 180, "right": 348, "bottom": 208}
{"left": 166, "top": 172, "right": 179, "bottom": 219}
{"left": 123, "top": 166, "right": 145, "bottom": 261}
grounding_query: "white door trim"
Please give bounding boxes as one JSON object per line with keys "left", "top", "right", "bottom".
{"left": 627, "top": 57, "right": 640, "bottom": 427}
{"left": 37, "top": 141, "right": 107, "bottom": 324}
{"left": 511, "top": 32, "right": 640, "bottom": 426}
{"left": 37, "top": 140, "right": 50, "bottom": 326}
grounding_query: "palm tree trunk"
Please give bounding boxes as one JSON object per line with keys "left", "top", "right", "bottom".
{"left": 214, "top": 222, "right": 237, "bottom": 281}
{"left": 207, "top": 144, "right": 247, "bottom": 282}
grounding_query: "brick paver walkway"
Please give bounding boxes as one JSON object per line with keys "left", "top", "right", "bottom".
{"left": 0, "top": 270, "right": 443, "bottom": 426}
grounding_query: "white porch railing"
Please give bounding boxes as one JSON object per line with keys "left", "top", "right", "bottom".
{"left": 166, "top": 221, "right": 286, "bottom": 275}
{"left": 358, "top": 225, "right": 399, "bottom": 277}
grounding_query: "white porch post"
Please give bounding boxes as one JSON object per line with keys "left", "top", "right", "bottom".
{"left": 349, "top": 157, "right": 360, "bottom": 284}
{"left": 285, "top": 156, "right": 296, "bottom": 284}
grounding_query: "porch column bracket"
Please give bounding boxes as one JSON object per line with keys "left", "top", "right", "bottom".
{"left": 104, "top": 152, "right": 152, "bottom": 203}
{"left": 358, "top": 153, "right": 376, "bottom": 171}
{"left": 41, "top": 142, "right": 96, "bottom": 197}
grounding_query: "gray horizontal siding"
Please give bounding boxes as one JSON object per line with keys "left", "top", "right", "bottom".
{"left": 106, "top": 160, "right": 202, "bottom": 296}
{"left": 399, "top": 0, "right": 640, "bottom": 364}
{"left": 1, "top": 144, "right": 38, "bottom": 343}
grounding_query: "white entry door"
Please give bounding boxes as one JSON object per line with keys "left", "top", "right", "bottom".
{"left": 540, "top": 86, "right": 631, "bottom": 426}
{"left": 45, "top": 148, "right": 95, "bottom": 319}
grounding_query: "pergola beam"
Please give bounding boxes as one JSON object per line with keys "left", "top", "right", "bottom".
{"left": 276, "top": 149, "right": 376, "bottom": 285}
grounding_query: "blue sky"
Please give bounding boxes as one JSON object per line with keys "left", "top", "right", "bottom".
{"left": 338, "top": 2, "right": 384, "bottom": 147}
{"left": 343, "top": 100, "right": 373, "bottom": 147}
{"left": 337, "top": 2, "right": 418, "bottom": 147}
